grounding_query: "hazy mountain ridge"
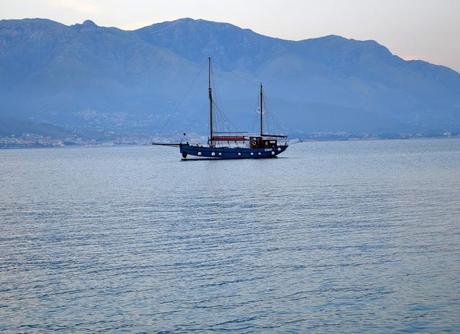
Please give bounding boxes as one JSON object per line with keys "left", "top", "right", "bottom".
{"left": 1, "top": 17, "right": 459, "bottom": 141}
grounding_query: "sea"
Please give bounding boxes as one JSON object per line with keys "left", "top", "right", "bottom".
{"left": 1, "top": 138, "right": 459, "bottom": 333}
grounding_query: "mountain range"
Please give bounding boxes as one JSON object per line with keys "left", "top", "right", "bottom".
{"left": 1, "top": 17, "right": 459, "bottom": 140}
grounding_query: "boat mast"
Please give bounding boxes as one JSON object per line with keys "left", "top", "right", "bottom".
{"left": 260, "top": 83, "right": 263, "bottom": 137}
{"left": 208, "top": 57, "right": 213, "bottom": 146}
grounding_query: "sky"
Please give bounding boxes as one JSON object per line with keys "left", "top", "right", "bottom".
{"left": 1, "top": 0, "right": 460, "bottom": 72}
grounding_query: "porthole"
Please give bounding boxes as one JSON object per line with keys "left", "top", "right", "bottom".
{"left": 198, "top": 152, "right": 202, "bottom": 156}
{"left": 238, "top": 152, "right": 241, "bottom": 156}
{"left": 211, "top": 152, "right": 215, "bottom": 156}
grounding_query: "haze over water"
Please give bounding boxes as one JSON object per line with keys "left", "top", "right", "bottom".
{"left": 1, "top": 138, "right": 459, "bottom": 332}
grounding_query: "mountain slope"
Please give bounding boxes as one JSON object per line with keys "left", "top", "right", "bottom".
{"left": 0, "top": 18, "right": 459, "bottom": 138}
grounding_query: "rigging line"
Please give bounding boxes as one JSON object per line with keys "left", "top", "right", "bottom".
{"left": 210, "top": 67, "right": 239, "bottom": 133}
{"left": 156, "top": 60, "right": 207, "bottom": 135}
{"left": 248, "top": 91, "right": 259, "bottom": 135}
{"left": 210, "top": 66, "right": 225, "bottom": 123}
{"left": 214, "top": 101, "right": 237, "bottom": 133}
{"left": 264, "top": 94, "right": 287, "bottom": 134}
{"left": 261, "top": 93, "right": 274, "bottom": 134}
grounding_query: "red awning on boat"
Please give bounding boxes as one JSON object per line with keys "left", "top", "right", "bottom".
{"left": 212, "top": 135, "right": 248, "bottom": 141}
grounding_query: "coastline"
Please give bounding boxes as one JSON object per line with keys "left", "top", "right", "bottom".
{"left": 1, "top": 133, "right": 458, "bottom": 150}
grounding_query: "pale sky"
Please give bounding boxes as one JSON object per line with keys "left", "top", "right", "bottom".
{"left": 1, "top": 0, "right": 459, "bottom": 72}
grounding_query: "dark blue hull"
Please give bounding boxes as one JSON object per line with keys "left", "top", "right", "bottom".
{"left": 179, "top": 144, "right": 288, "bottom": 159}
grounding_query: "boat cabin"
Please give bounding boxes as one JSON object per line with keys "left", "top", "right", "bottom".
{"left": 250, "top": 136, "right": 277, "bottom": 149}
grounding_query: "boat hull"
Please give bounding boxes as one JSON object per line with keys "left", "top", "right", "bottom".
{"left": 180, "top": 144, "right": 287, "bottom": 159}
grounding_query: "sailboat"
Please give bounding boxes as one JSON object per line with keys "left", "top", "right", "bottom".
{"left": 156, "top": 57, "right": 288, "bottom": 159}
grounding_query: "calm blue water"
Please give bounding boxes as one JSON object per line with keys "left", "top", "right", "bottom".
{"left": 1, "top": 139, "right": 459, "bottom": 332}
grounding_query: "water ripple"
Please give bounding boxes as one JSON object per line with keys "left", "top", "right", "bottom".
{"left": 1, "top": 139, "right": 460, "bottom": 332}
